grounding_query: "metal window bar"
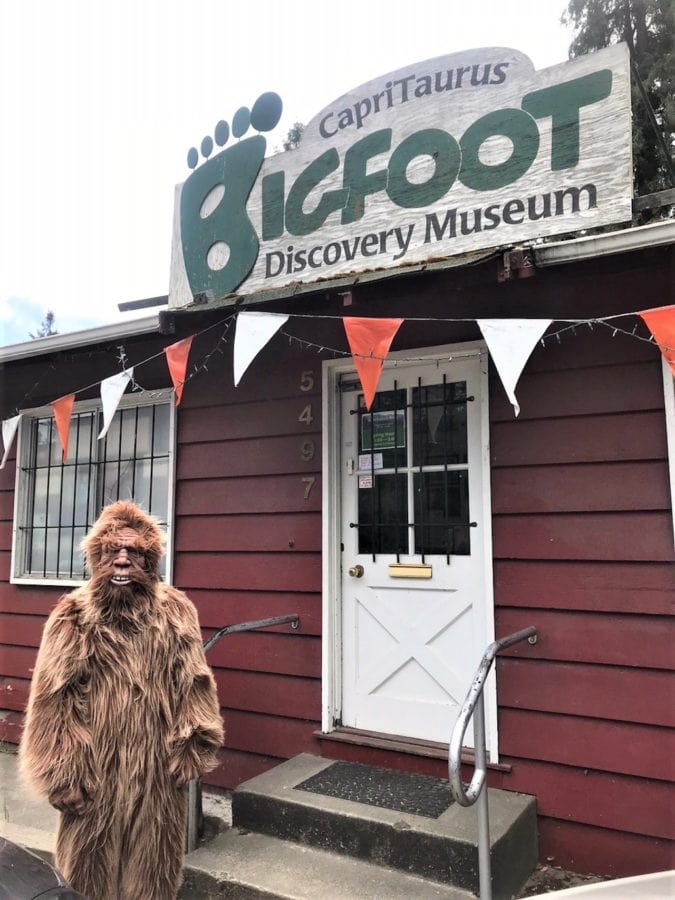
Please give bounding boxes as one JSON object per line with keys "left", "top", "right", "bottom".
{"left": 131, "top": 406, "right": 139, "bottom": 498}
{"left": 25, "top": 421, "right": 38, "bottom": 575}
{"left": 69, "top": 415, "right": 82, "bottom": 578}
{"left": 393, "top": 379, "right": 400, "bottom": 563}
{"left": 350, "top": 397, "right": 472, "bottom": 415}
{"left": 56, "top": 443, "right": 65, "bottom": 582}
{"left": 115, "top": 407, "right": 124, "bottom": 503}
{"left": 448, "top": 626, "right": 537, "bottom": 900}
{"left": 84, "top": 413, "right": 96, "bottom": 578}
{"left": 148, "top": 404, "right": 156, "bottom": 512}
{"left": 442, "top": 376, "right": 451, "bottom": 563}
{"left": 416, "top": 377, "right": 426, "bottom": 564}
{"left": 368, "top": 401, "right": 376, "bottom": 561}
{"left": 186, "top": 614, "right": 301, "bottom": 853}
{"left": 100, "top": 408, "right": 110, "bottom": 512}
{"left": 42, "top": 421, "right": 54, "bottom": 578}
{"left": 350, "top": 520, "right": 465, "bottom": 531}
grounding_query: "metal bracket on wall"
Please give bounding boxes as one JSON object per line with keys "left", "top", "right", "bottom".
{"left": 497, "top": 248, "right": 536, "bottom": 282}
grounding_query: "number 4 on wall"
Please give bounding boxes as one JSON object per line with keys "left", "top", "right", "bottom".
{"left": 298, "top": 404, "right": 313, "bottom": 426}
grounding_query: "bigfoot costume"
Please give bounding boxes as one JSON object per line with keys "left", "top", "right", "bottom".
{"left": 20, "top": 501, "right": 224, "bottom": 900}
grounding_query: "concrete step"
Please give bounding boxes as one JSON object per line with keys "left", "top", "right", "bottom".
{"left": 0, "top": 807, "right": 472, "bottom": 900}
{"left": 232, "top": 754, "right": 537, "bottom": 900}
{"left": 180, "top": 828, "right": 474, "bottom": 899}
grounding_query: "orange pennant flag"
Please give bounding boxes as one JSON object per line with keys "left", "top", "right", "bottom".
{"left": 343, "top": 317, "right": 403, "bottom": 410}
{"left": 640, "top": 305, "right": 675, "bottom": 376}
{"left": 164, "top": 335, "right": 194, "bottom": 406}
{"left": 51, "top": 394, "right": 75, "bottom": 462}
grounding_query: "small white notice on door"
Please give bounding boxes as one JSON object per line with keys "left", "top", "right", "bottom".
{"left": 358, "top": 474, "right": 373, "bottom": 489}
{"left": 358, "top": 452, "right": 383, "bottom": 471}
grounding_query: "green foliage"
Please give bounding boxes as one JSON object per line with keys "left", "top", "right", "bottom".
{"left": 283, "top": 122, "right": 305, "bottom": 151}
{"left": 562, "top": 0, "right": 674, "bottom": 196}
{"left": 29, "top": 310, "right": 58, "bottom": 339}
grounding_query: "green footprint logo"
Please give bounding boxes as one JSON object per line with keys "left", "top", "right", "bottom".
{"left": 180, "top": 92, "right": 283, "bottom": 300}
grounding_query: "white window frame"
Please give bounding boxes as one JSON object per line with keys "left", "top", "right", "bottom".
{"left": 10, "top": 389, "right": 176, "bottom": 586}
{"left": 663, "top": 358, "right": 675, "bottom": 548}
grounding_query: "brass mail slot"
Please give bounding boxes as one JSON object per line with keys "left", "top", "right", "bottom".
{"left": 388, "top": 563, "right": 433, "bottom": 579}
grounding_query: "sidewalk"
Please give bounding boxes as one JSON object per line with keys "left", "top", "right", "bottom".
{"left": 0, "top": 743, "right": 59, "bottom": 859}
{"left": 0, "top": 743, "right": 232, "bottom": 895}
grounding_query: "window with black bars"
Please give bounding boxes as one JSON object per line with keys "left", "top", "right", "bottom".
{"left": 18, "top": 400, "right": 171, "bottom": 580}
{"left": 352, "top": 376, "right": 471, "bottom": 562}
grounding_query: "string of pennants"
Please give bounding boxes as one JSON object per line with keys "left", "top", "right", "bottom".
{"left": 1, "top": 304, "right": 674, "bottom": 470}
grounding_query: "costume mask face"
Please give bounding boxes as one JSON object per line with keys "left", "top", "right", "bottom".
{"left": 81, "top": 501, "right": 164, "bottom": 600}
{"left": 103, "top": 527, "right": 147, "bottom": 589}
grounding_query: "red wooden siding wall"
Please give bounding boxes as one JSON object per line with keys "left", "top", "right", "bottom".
{"left": 174, "top": 338, "right": 324, "bottom": 787}
{"left": 1, "top": 468, "right": 64, "bottom": 741}
{"left": 0, "top": 334, "right": 326, "bottom": 774}
{"left": 0, "top": 339, "right": 183, "bottom": 741}
{"left": 0, "top": 257, "right": 673, "bottom": 879}
{"left": 490, "top": 325, "right": 675, "bottom": 876}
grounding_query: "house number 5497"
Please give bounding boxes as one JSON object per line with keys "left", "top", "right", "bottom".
{"left": 299, "top": 371, "right": 316, "bottom": 499}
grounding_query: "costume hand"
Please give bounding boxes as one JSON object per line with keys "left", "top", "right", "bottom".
{"left": 168, "top": 756, "right": 198, "bottom": 788}
{"left": 48, "top": 784, "right": 93, "bottom": 816}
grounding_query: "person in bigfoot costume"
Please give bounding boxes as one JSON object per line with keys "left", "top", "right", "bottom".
{"left": 20, "top": 500, "right": 224, "bottom": 900}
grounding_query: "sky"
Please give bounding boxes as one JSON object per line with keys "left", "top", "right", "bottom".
{"left": 0, "top": 0, "right": 576, "bottom": 347}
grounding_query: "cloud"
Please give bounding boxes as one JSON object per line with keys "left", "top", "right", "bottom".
{"left": 0, "top": 296, "right": 105, "bottom": 347}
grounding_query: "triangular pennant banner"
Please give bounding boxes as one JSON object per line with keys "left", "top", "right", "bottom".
{"left": 478, "top": 319, "right": 551, "bottom": 416}
{"left": 343, "top": 317, "right": 403, "bottom": 411}
{"left": 51, "top": 394, "right": 75, "bottom": 462}
{"left": 0, "top": 414, "right": 22, "bottom": 470}
{"left": 640, "top": 305, "right": 675, "bottom": 376}
{"left": 234, "top": 312, "right": 289, "bottom": 386}
{"left": 98, "top": 369, "right": 133, "bottom": 440}
{"left": 164, "top": 335, "right": 195, "bottom": 406}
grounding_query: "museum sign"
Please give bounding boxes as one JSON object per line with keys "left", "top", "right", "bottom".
{"left": 169, "top": 43, "right": 632, "bottom": 308}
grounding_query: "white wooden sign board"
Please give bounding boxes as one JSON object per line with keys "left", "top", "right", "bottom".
{"left": 169, "top": 44, "right": 632, "bottom": 308}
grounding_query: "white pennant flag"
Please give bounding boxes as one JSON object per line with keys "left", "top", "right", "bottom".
{"left": 478, "top": 319, "right": 551, "bottom": 416}
{"left": 234, "top": 311, "right": 289, "bottom": 386}
{"left": 98, "top": 368, "right": 133, "bottom": 439}
{"left": 0, "top": 414, "right": 21, "bottom": 469}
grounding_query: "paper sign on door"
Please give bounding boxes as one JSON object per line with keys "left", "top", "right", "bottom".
{"left": 358, "top": 452, "right": 383, "bottom": 471}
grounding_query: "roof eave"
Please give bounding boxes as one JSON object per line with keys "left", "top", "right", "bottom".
{"left": 0, "top": 314, "right": 160, "bottom": 364}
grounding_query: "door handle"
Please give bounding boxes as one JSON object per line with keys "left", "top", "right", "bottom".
{"left": 348, "top": 564, "right": 364, "bottom": 578}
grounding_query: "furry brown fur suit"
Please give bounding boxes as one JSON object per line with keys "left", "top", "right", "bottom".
{"left": 20, "top": 501, "right": 224, "bottom": 900}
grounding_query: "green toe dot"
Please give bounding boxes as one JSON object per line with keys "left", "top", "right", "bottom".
{"left": 201, "top": 136, "right": 214, "bottom": 158}
{"left": 232, "top": 107, "right": 250, "bottom": 138}
{"left": 187, "top": 147, "right": 199, "bottom": 169}
{"left": 215, "top": 120, "right": 230, "bottom": 146}
{"left": 251, "top": 93, "right": 283, "bottom": 132}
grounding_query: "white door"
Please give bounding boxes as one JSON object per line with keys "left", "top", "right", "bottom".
{"left": 336, "top": 346, "right": 494, "bottom": 748}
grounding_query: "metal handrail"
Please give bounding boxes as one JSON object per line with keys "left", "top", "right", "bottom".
{"left": 202, "top": 614, "right": 300, "bottom": 652}
{"left": 186, "top": 613, "right": 301, "bottom": 853}
{"left": 448, "top": 626, "right": 537, "bottom": 899}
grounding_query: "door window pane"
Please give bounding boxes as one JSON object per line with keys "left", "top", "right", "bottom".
{"left": 358, "top": 473, "right": 408, "bottom": 555}
{"left": 134, "top": 405, "right": 155, "bottom": 457}
{"left": 414, "top": 470, "right": 470, "bottom": 555}
{"left": 412, "top": 381, "right": 467, "bottom": 466}
{"left": 35, "top": 419, "right": 54, "bottom": 467}
{"left": 358, "top": 390, "right": 407, "bottom": 470}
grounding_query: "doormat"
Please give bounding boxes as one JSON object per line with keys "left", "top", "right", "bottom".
{"left": 295, "top": 760, "right": 454, "bottom": 819}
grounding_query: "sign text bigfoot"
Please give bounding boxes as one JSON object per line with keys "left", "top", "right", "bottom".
{"left": 170, "top": 44, "right": 632, "bottom": 307}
